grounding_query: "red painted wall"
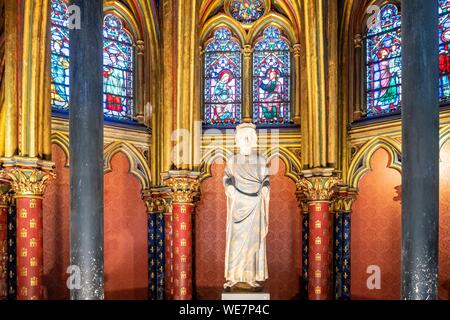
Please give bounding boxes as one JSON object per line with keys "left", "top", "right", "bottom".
{"left": 104, "top": 152, "right": 148, "bottom": 300}
{"left": 43, "top": 144, "right": 70, "bottom": 300}
{"left": 195, "top": 159, "right": 302, "bottom": 300}
{"left": 351, "top": 148, "right": 402, "bottom": 300}
{"left": 43, "top": 146, "right": 148, "bottom": 300}
{"left": 439, "top": 141, "right": 450, "bottom": 300}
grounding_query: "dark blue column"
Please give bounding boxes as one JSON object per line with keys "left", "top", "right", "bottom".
{"left": 7, "top": 200, "right": 16, "bottom": 300}
{"left": 69, "top": 0, "right": 104, "bottom": 300}
{"left": 401, "top": 0, "right": 439, "bottom": 300}
{"left": 301, "top": 208, "right": 309, "bottom": 300}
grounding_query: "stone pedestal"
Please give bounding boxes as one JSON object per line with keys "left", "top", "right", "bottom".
{"left": 222, "top": 291, "right": 270, "bottom": 300}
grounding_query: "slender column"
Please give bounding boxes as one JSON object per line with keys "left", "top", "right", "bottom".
{"left": 69, "top": 0, "right": 104, "bottom": 300}
{"left": 6, "top": 197, "right": 17, "bottom": 300}
{"left": 242, "top": 45, "right": 253, "bottom": 123}
{"left": 300, "top": 200, "right": 309, "bottom": 300}
{"left": 143, "top": 188, "right": 170, "bottom": 300}
{"left": 353, "top": 34, "right": 364, "bottom": 120}
{"left": 2, "top": 168, "right": 53, "bottom": 300}
{"left": 401, "top": 0, "right": 439, "bottom": 300}
{"left": 164, "top": 212, "right": 173, "bottom": 300}
{"left": 334, "top": 188, "right": 356, "bottom": 300}
{"left": 135, "top": 40, "right": 145, "bottom": 123}
{"left": 297, "top": 170, "right": 339, "bottom": 300}
{"left": 0, "top": 184, "right": 11, "bottom": 299}
{"left": 292, "top": 44, "right": 301, "bottom": 125}
{"left": 162, "top": 171, "right": 199, "bottom": 300}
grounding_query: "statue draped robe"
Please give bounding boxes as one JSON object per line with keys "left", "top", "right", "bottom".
{"left": 224, "top": 154, "right": 270, "bottom": 285}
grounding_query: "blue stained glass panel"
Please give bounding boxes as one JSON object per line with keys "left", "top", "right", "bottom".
{"left": 103, "top": 14, "right": 134, "bottom": 120}
{"left": 229, "top": 0, "right": 265, "bottom": 24}
{"left": 253, "top": 26, "right": 291, "bottom": 125}
{"left": 50, "top": 0, "right": 70, "bottom": 111}
{"left": 366, "top": 4, "right": 402, "bottom": 116}
{"left": 204, "top": 27, "right": 242, "bottom": 125}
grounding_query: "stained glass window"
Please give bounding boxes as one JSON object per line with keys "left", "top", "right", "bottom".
{"left": 50, "top": 0, "right": 70, "bottom": 111}
{"left": 103, "top": 14, "right": 134, "bottom": 120}
{"left": 366, "top": 4, "right": 402, "bottom": 116}
{"left": 253, "top": 26, "right": 291, "bottom": 125}
{"left": 229, "top": 0, "right": 265, "bottom": 25}
{"left": 204, "top": 27, "right": 242, "bottom": 126}
{"left": 439, "top": 0, "right": 450, "bottom": 104}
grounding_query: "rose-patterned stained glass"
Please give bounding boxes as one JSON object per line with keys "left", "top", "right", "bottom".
{"left": 253, "top": 26, "right": 291, "bottom": 125}
{"left": 204, "top": 27, "right": 242, "bottom": 126}
{"left": 439, "top": 0, "right": 450, "bottom": 103}
{"left": 103, "top": 14, "right": 134, "bottom": 120}
{"left": 229, "top": 0, "right": 265, "bottom": 24}
{"left": 50, "top": 0, "right": 70, "bottom": 111}
{"left": 366, "top": 4, "right": 402, "bottom": 116}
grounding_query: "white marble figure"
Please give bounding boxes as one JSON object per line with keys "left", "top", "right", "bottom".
{"left": 223, "top": 123, "right": 270, "bottom": 290}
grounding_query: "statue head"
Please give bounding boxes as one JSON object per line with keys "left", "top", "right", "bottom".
{"left": 235, "top": 123, "right": 257, "bottom": 156}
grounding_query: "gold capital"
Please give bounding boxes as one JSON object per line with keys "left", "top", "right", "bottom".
{"left": 2, "top": 168, "right": 54, "bottom": 197}
{"left": 162, "top": 172, "right": 200, "bottom": 204}
{"left": 297, "top": 169, "right": 341, "bottom": 202}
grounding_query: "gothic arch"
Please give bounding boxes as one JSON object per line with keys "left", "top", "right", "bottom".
{"left": 200, "top": 15, "right": 247, "bottom": 46}
{"left": 264, "top": 146, "right": 302, "bottom": 183}
{"left": 199, "top": 146, "right": 234, "bottom": 182}
{"left": 104, "top": 1, "right": 142, "bottom": 41}
{"left": 248, "top": 13, "right": 298, "bottom": 45}
{"left": 347, "top": 136, "right": 402, "bottom": 189}
{"left": 51, "top": 132, "right": 70, "bottom": 167}
{"left": 440, "top": 125, "right": 450, "bottom": 150}
{"left": 103, "top": 141, "right": 151, "bottom": 189}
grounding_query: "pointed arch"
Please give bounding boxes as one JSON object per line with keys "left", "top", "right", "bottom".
{"left": 248, "top": 13, "right": 298, "bottom": 45}
{"left": 51, "top": 132, "right": 70, "bottom": 167}
{"left": 263, "top": 146, "right": 302, "bottom": 183}
{"left": 200, "top": 14, "right": 247, "bottom": 45}
{"left": 104, "top": 141, "right": 151, "bottom": 189}
{"left": 347, "top": 136, "right": 402, "bottom": 189}
{"left": 199, "top": 146, "right": 234, "bottom": 182}
{"left": 104, "top": 0, "right": 142, "bottom": 40}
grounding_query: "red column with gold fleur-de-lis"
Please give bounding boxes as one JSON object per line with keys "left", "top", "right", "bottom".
{"left": 3, "top": 167, "right": 53, "bottom": 300}
{"left": 162, "top": 171, "right": 199, "bottom": 300}
{"left": 297, "top": 170, "right": 340, "bottom": 301}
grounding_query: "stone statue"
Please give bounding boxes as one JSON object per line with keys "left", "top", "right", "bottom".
{"left": 223, "top": 123, "right": 270, "bottom": 291}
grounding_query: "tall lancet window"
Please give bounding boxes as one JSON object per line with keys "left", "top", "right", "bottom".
{"left": 50, "top": 0, "right": 70, "bottom": 111}
{"left": 253, "top": 26, "right": 291, "bottom": 125}
{"left": 50, "top": 2, "right": 135, "bottom": 122}
{"left": 439, "top": 0, "right": 450, "bottom": 104}
{"left": 103, "top": 14, "right": 134, "bottom": 121}
{"left": 366, "top": 4, "right": 402, "bottom": 117}
{"left": 204, "top": 27, "right": 242, "bottom": 126}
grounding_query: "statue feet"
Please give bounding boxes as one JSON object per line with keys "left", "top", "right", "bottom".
{"left": 223, "top": 281, "right": 264, "bottom": 292}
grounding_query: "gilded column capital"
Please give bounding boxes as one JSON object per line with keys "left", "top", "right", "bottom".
{"left": 292, "top": 43, "right": 301, "bottom": 56}
{"left": 136, "top": 40, "right": 145, "bottom": 55}
{"left": 242, "top": 45, "right": 253, "bottom": 57}
{"left": 142, "top": 187, "right": 172, "bottom": 214}
{"left": 0, "top": 184, "right": 12, "bottom": 207}
{"left": 1, "top": 167, "right": 55, "bottom": 198}
{"left": 354, "top": 34, "right": 363, "bottom": 49}
{"left": 297, "top": 169, "right": 341, "bottom": 202}
{"left": 162, "top": 171, "right": 200, "bottom": 204}
{"left": 334, "top": 187, "right": 357, "bottom": 212}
